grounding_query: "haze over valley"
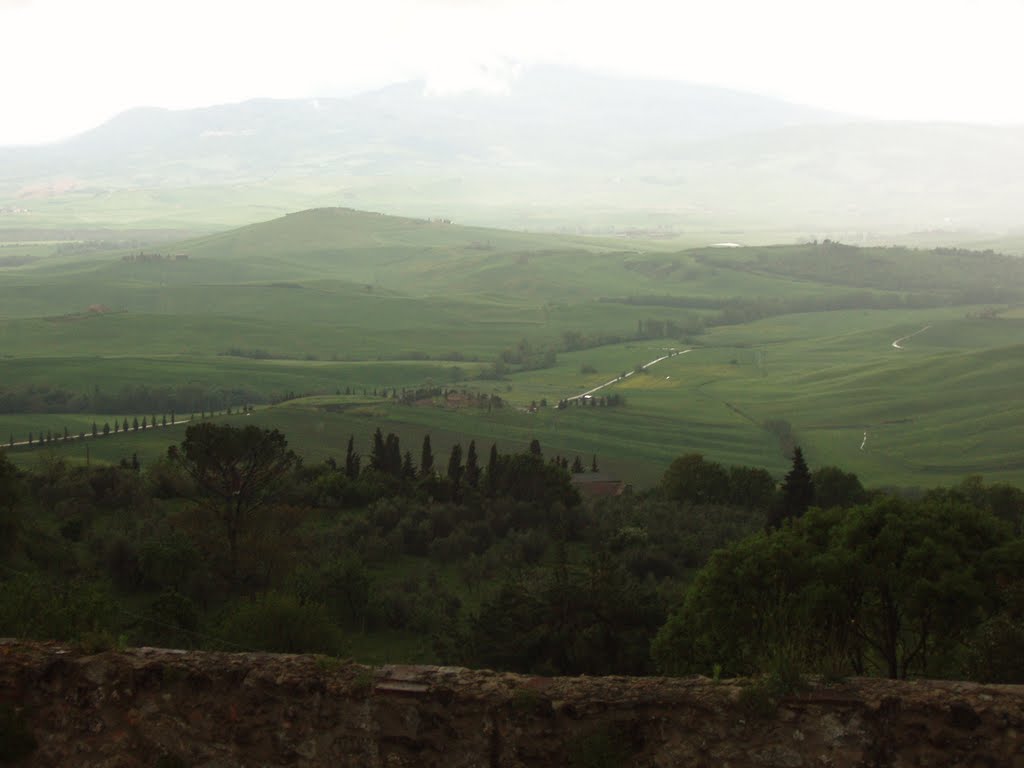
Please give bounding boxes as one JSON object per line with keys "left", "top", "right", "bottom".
{"left": 4, "top": 65, "right": 1024, "bottom": 240}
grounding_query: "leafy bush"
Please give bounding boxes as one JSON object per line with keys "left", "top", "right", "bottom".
{"left": 219, "top": 592, "right": 343, "bottom": 655}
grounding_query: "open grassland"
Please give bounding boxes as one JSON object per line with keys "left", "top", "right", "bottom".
{"left": 11, "top": 312, "right": 1024, "bottom": 490}
{"left": 3, "top": 208, "right": 1024, "bottom": 489}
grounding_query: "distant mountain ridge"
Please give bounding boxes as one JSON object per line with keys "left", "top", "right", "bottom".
{"left": 1, "top": 67, "right": 840, "bottom": 180}
{"left": 1, "top": 65, "right": 1021, "bottom": 232}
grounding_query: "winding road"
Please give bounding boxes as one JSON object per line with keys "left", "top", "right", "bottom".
{"left": 891, "top": 325, "right": 932, "bottom": 349}
{"left": 567, "top": 349, "right": 692, "bottom": 402}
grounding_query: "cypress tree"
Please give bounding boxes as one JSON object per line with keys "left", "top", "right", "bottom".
{"left": 343, "top": 435, "right": 355, "bottom": 478}
{"left": 370, "top": 428, "right": 386, "bottom": 472}
{"left": 420, "top": 435, "right": 435, "bottom": 478}
{"left": 384, "top": 433, "right": 402, "bottom": 477}
{"left": 447, "top": 443, "right": 463, "bottom": 487}
{"left": 344, "top": 435, "right": 360, "bottom": 479}
{"left": 402, "top": 450, "right": 416, "bottom": 480}
{"left": 486, "top": 443, "right": 499, "bottom": 496}
{"left": 465, "top": 440, "right": 480, "bottom": 488}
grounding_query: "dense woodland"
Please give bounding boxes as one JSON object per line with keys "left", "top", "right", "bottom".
{"left": 1, "top": 422, "right": 1022, "bottom": 686}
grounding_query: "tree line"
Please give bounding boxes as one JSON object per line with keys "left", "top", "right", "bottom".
{"left": 0, "top": 425, "right": 1021, "bottom": 684}
{"left": 0, "top": 383, "right": 263, "bottom": 415}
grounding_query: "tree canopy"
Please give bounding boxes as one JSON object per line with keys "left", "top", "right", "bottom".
{"left": 169, "top": 422, "right": 297, "bottom": 584}
{"left": 653, "top": 496, "right": 1011, "bottom": 679}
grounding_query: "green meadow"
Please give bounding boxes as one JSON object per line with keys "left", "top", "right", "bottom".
{"left": 3, "top": 207, "right": 1024, "bottom": 489}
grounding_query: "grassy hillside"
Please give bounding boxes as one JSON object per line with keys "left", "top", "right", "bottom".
{"left": 3, "top": 207, "right": 1023, "bottom": 489}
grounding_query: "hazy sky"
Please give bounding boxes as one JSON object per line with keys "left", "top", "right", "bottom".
{"left": 2, "top": 0, "right": 1022, "bottom": 145}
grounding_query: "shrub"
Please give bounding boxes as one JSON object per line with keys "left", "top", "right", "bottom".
{"left": 219, "top": 592, "right": 343, "bottom": 655}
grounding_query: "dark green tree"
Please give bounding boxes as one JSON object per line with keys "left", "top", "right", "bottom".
{"left": 364, "top": 430, "right": 402, "bottom": 478}
{"left": 344, "top": 435, "right": 360, "bottom": 480}
{"left": 447, "top": 443, "right": 463, "bottom": 487}
{"left": 767, "top": 446, "right": 814, "bottom": 529}
{"left": 401, "top": 450, "right": 416, "bottom": 480}
{"left": 132, "top": 417, "right": 139, "bottom": 432}
{"left": 571, "top": 456, "right": 585, "bottom": 474}
{"left": 0, "top": 450, "right": 19, "bottom": 515}
{"left": 662, "top": 453, "right": 730, "bottom": 505}
{"left": 91, "top": 422, "right": 98, "bottom": 437}
{"left": 464, "top": 440, "right": 480, "bottom": 488}
{"left": 728, "top": 465, "right": 777, "bottom": 509}
{"left": 812, "top": 465, "right": 868, "bottom": 509}
{"left": 168, "top": 422, "right": 298, "bottom": 585}
{"left": 485, "top": 443, "right": 499, "bottom": 496}
{"left": 529, "top": 438, "right": 542, "bottom": 457}
{"left": 103, "top": 422, "right": 110, "bottom": 436}
{"left": 384, "top": 433, "right": 402, "bottom": 477}
{"left": 463, "top": 554, "right": 665, "bottom": 675}
{"left": 654, "top": 497, "right": 1008, "bottom": 680}
{"left": 420, "top": 435, "right": 435, "bottom": 478}
{"left": 369, "top": 428, "right": 387, "bottom": 473}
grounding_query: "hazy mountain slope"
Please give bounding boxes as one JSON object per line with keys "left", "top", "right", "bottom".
{"left": 0, "top": 67, "right": 839, "bottom": 185}
{"left": 2, "top": 66, "right": 1022, "bottom": 232}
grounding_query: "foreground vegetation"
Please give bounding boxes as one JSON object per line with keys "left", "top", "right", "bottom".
{"left": 1, "top": 422, "right": 1021, "bottom": 683}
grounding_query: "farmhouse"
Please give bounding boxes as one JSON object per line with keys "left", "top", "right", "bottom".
{"left": 571, "top": 473, "right": 629, "bottom": 499}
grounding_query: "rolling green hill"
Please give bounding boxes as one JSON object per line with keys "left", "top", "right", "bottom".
{"left": 3, "top": 207, "right": 1024, "bottom": 489}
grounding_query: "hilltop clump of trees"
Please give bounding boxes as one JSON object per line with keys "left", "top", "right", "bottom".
{"left": 0, "top": 426, "right": 1021, "bottom": 684}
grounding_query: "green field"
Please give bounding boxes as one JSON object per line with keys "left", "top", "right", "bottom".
{"left": 4, "top": 207, "right": 1024, "bottom": 489}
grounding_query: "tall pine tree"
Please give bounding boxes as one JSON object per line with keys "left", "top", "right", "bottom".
{"left": 767, "top": 445, "right": 814, "bottom": 530}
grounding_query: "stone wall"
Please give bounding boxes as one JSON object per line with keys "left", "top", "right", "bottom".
{"left": 1, "top": 640, "right": 1022, "bottom": 767}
